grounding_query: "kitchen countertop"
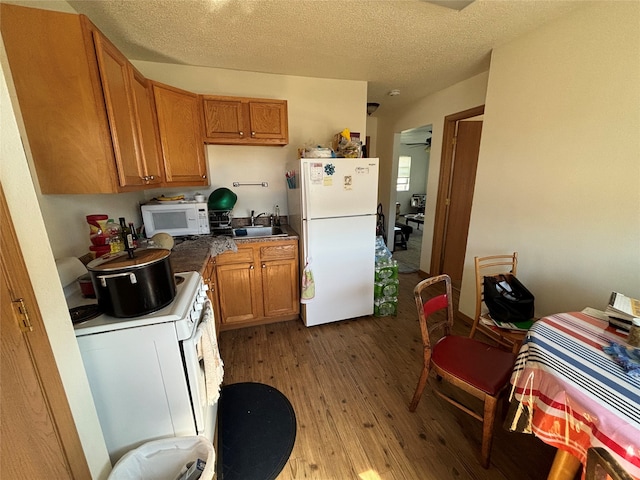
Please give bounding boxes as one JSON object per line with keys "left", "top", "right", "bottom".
{"left": 170, "top": 225, "right": 299, "bottom": 274}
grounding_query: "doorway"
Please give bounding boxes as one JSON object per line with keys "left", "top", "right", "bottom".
{"left": 391, "top": 124, "right": 432, "bottom": 273}
{"left": 430, "top": 106, "right": 484, "bottom": 289}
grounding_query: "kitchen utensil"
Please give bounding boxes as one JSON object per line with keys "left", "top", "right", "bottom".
{"left": 86, "top": 248, "right": 176, "bottom": 318}
{"left": 77, "top": 273, "right": 96, "bottom": 298}
{"left": 207, "top": 188, "right": 237, "bottom": 211}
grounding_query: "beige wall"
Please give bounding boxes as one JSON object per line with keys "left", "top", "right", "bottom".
{"left": 459, "top": 1, "right": 640, "bottom": 317}
{"left": 0, "top": 57, "right": 111, "bottom": 479}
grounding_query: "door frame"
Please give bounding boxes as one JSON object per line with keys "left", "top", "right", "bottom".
{"left": 429, "top": 105, "right": 484, "bottom": 278}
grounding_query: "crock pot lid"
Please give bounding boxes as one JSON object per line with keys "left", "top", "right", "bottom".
{"left": 87, "top": 248, "right": 171, "bottom": 272}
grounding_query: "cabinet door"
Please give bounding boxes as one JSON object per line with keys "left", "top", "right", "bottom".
{"left": 130, "top": 67, "right": 164, "bottom": 186}
{"left": 1, "top": 5, "right": 120, "bottom": 193}
{"left": 93, "top": 31, "right": 144, "bottom": 187}
{"left": 153, "top": 82, "right": 208, "bottom": 186}
{"left": 1, "top": 190, "right": 92, "bottom": 479}
{"left": 261, "top": 259, "right": 299, "bottom": 317}
{"left": 248, "top": 100, "right": 288, "bottom": 144}
{"left": 202, "top": 98, "right": 245, "bottom": 141}
{"left": 202, "top": 95, "right": 288, "bottom": 146}
{"left": 216, "top": 262, "right": 262, "bottom": 324}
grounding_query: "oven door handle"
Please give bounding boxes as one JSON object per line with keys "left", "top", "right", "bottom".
{"left": 192, "top": 299, "right": 214, "bottom": 344}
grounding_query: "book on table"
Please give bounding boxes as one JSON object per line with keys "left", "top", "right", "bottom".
{"left": 605, "top": 292, "right": 640, "bottom": 332}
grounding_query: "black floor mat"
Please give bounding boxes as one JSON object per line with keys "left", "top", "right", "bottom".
{"left": 219, "top": 382, "right": 296, "bottom": 480}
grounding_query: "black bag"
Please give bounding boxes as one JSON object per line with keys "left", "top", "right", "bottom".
{"left": 483, "top": 274, "right": 535, "bottom": 324}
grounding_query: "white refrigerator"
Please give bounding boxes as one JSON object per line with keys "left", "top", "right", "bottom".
{"left": 286, "top": 158, "right": 379, "bottom": 326}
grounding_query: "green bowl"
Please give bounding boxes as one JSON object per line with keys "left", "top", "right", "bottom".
{"left": 208, "top": 188, "right": 237, "bottom": 211}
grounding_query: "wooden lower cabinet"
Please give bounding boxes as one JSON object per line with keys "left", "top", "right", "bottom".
{"left": 212, "top": 239, "right": 299, "bottom": 330}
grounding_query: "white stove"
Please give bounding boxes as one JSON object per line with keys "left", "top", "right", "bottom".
{"left": 70, "top": 271, "right": 205, "bottom": 340}
{"left": 58, "top": 259, "right": 220, "bottom": 465}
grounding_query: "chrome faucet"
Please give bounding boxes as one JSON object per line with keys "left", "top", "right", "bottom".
{"left": 251, "top": 211, "right": 268, "bottom": 226}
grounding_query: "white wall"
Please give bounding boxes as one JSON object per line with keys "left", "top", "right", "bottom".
{"left": 376, "top": 72, "right": 489, "bottom": 258}
{"left": 133, "top": 61, "right": 368, "bottom": 221}
{"left": 459, "top": 1, "right": 640, "bottom": 317}
{"left": 0, "top": 55, "right": 111, "bottom": 479}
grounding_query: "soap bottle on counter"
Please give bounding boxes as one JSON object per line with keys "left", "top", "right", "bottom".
{"left": 274, "top": 205, "right": 281, "bottom": 226}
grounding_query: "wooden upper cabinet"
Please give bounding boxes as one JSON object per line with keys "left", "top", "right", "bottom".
{"left": 129, "top": 67, "right": 164, "bottom": 186}
{"left": 93, "top": 30, "right": 164, "bottom": 188}
{"left": 0, "top": 4, "right": 121, "bottom": 194}
{"left": 153, "top": 82, "right": 208, "bottom": 186}
{"left": 202, "top": 95, "right": 288, "bottom": 146}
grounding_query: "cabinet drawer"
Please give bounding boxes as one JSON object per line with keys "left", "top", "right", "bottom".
{"left": 260, "top": 243, "right": 296, "bottom": 261}
{"left": 214, "top": 247, "right": 254, "bottom": 265}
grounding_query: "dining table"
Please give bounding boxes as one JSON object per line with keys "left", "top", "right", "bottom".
{"left": 506, "top": 311, "right": 640, "bottom": 480}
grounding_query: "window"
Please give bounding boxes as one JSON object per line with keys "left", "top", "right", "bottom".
{"left": 397, "top": 156, "right": 411, "bottom": 191}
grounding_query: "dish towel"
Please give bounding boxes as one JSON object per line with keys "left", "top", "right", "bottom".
{"left": 197, "top": 300, "right": 224, "bottom": 405}
{"left": 209, "top": 236, "right": 237, "bottom": 257}
{"left": 300, "top": 260, "right": 315, "bottom": 303}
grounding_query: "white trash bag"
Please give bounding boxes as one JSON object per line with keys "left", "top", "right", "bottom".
{"left": 108, "top": 436, "right": 215, "bottom": 480}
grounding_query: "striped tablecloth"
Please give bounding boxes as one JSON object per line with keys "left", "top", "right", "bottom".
{"left": 508, "top": 312, "right": 640, "bottom": 479}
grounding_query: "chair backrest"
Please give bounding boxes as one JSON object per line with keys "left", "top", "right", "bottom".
{"left": 586, "top": 447, "right": 633, "bottom": 480}
{"left": 414, "top": 274, "right": 454, "bottom": 351}
{"left": 474, "top": 253, "right": 518, "bottom": 321}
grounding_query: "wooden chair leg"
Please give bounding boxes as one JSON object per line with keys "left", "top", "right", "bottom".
{"left": 480, "top": 394, "right": 498, "bottom": 469}
{"left": 409, "top": 365, "right": 430, "bottom": 412}
{"left": 469, "top": 323, "right": 478, "bottom": 339}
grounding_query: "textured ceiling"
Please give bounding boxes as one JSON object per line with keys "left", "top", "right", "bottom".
{"left": 61, "top": 0, "right": 583, "bottom": 115}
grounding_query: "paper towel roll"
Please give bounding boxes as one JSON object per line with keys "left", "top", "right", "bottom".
{"left": 55, "top": 257, "right": 88, "bottom": 288}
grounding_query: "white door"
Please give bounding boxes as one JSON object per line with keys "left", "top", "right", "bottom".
{"left": 302, "top": 215, "right": 376, "bottom": 326}
{"left": 302, "top": 158, "right": 379, "bottom": 219}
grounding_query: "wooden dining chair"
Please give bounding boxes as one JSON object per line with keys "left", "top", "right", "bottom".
{"left": 469, "top": 252, "right": 527, "bottom": 353}
{"left": 408, "top": 274, "right": 517, "bottom": 468}
{"left": 586, "top": 447, "right": 633, "bottom": 480}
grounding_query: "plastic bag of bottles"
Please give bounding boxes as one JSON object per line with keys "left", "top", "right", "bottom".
{"left": 375, "top": 236, "right": 392, "bottom": 264}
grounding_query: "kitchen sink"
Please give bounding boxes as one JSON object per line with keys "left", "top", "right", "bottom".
{"left": 232, "top": 226, "right": 288, "bottom": 238}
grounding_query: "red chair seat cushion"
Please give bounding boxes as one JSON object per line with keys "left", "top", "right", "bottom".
{"left": 431, "top": 336, "right": 517, "bottom": 396}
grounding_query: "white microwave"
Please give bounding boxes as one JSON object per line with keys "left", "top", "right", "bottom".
{"left": 141, "top": 201, "right": 210, "bottom": 237}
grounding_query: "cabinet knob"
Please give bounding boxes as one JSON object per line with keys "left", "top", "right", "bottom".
{"left": 251, "top": 131, "right": 256, "bottom": 137}
{"left": 239, "top": 131, "right": 244, "bottom": 137}
{"left": 249, "top": 265, "right": 254, "bottom": 270}
{"left": 262, "top": 264, "right": 266, "bottom": 268}
{"left": 143, "top": 176, "right": 149, "bottom": 181}
{"left": 202, "top": 174, "right": 207, "bottom": 179}
{"left": 149, "top": 175, "right": 155, "bottom": 180}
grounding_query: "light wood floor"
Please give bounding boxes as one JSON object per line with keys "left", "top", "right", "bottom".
{"left": 218, "top": 272, "right": 558, "bottom": 479}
